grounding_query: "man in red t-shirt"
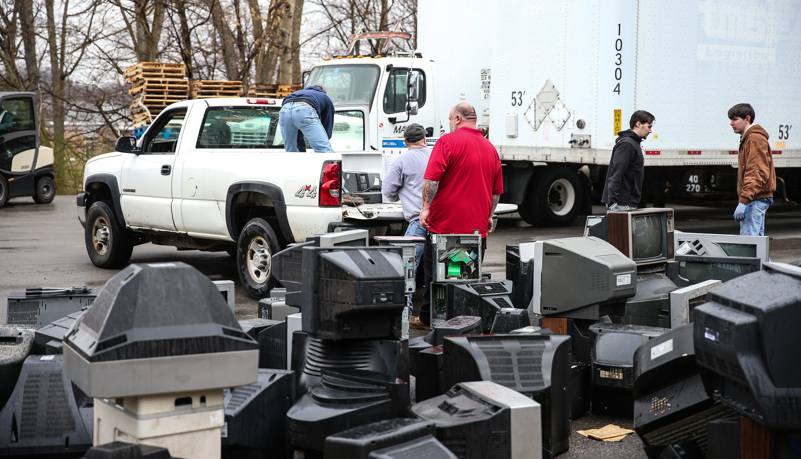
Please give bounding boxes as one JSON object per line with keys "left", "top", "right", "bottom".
{"left": 411, "top": 103, "right": 503, "bottom": 329}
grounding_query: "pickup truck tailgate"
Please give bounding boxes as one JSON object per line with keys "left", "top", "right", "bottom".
{"left": 342, "top": 203, "right": 518, "bottom": 221}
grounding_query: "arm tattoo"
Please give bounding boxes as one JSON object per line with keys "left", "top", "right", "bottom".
{"left": 422, "top": 179, "right": 439, "bottom": 209}
{"left": 489, "top": 194, "right": 500, "bottom": 216}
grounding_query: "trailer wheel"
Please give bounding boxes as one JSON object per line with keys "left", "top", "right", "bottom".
{"left": 528, "top": 167, "right": 584, "bottom": 227}
{"left": 0, "top": 175, "right": 7, "bottom": 208}
{"left": 33, "top": 176, "right": 56, "bottom": 204}
{"left": 237, "top": 218, "right": 279, "bottom": 299}
{"left": 516, "top": 197, "right": 538, "bottom": 226}
{"left": 85, "top": 200, "right": 134, "bottom": 268}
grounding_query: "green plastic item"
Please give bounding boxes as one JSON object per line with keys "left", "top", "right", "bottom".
{"left": 447, "top": 261, "right": 461, "bottom": 277}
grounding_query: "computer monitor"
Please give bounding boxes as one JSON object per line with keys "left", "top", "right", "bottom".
{"left": 528, "top": 237, "right": 637, "bottom": 320}
{"left": 222, "top": 369, "right": 295, "bottom": 459}
{"left": 588, "top": 208, "right": 675, "bottom": 266}
{"left": 287, "top": 369, "right": 410, "bottom": 456}
{"left": 674, "top": 255, "right": 761, "bottom": 285}
{"left": 291, "top": 331, "right": 409, "bottom": 395}
{"left": 632, "top": 325, "right": 736, "bottom": 454}
{"left": 411, "top": 381, "right": 542, "bottom": 459}
{"left": 272, "top": 229, "right": 370, "bottom": 309}
{"left": 674, "top": 230, "right": 769, "bottom": 264}
{"left": 308, "top": 229, "right": 369, "bottom": 247}
{"left": 693, "top": 262, "right": 801, "bottom": 430}
{"left": 299, "top": 246, "right": 406, "bottom": 340}
{"left": 440, "top": 334, "right": 570, "bottom": 459}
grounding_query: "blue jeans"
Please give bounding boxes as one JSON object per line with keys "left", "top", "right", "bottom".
{"left": 405, "top": 219, "right": 427, "bottom": 271}
{"left": 279, "top": 102, "right": 334, "bottom": 152}
{"left": 740, "top": 198, "right": 772, "bottom": 236}
{"left": 405, "top": 219, "right": 427, "bottom": 313}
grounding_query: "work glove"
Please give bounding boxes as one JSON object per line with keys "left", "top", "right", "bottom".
{"left": 734, "top": 203, "right": 747, "bottom": 221}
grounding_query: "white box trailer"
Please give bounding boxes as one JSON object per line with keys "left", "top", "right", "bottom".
{"left": 417, "top": 0, "right": 801, "bottom": 225}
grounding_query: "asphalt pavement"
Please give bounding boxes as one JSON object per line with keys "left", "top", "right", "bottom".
{"left": 2, "top": 195, "right": 801, "bottom": 458}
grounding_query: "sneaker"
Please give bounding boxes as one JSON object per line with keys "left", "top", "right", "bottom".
{"left": 409, "top": 316, "right": 430, "bottom": 330}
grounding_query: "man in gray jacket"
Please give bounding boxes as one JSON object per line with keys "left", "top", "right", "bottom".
{"left": 382, "top": 123, "right": 430, "bottom": 322}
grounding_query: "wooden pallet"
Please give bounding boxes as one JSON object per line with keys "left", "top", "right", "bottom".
{"left": 278, "top": 84, "right": 302, "bottom": 96}
{"left": 128, "top": 79, "right": 189, "bottom": 96}
{"left": 132, "top": 111, "right": 154, "bottom": 129}
{"left": 244, "top": 83, "right": 301, "bottom": 99}
{"left": 190, "top": 80, "right": 243, "bottom": 98}
{"left": 124, "top": 62, "right": 186, "bottom": 83}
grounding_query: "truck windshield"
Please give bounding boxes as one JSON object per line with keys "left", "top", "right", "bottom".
{"left": 306, "top": 65, "right": 380, "bottom": 106}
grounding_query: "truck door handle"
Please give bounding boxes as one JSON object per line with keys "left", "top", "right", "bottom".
{"left": 161, "top": 165, "right": 171, "bottom": 175}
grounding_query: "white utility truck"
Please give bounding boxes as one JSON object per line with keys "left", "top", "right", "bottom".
{"left": 306, "top": 0, "right": 801, "bottom": 226}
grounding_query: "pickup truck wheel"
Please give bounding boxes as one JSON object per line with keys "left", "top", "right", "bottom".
{"left": 33, "top": 176, "right": 56, "bottom": 204}
{"left": 237, "top": 218, "right": 279, "bottom": 299}
{"left": 527, "top": 167, "right": 583, "bottom": 227}
{"left": 0, "top": 175, "right": 8, "bottom": 208}
{"left": 85, "top": 201, "right": 134, "bottom": 268}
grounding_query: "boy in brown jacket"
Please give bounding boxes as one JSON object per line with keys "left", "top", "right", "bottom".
{"left": 728, "top": 103, "right": 776, "bottom": 236}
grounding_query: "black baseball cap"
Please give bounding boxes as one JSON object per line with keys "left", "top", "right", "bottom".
{"left": 404, "top": 123, "right": 426, "bottom": 144}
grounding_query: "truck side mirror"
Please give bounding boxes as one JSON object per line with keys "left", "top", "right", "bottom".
{"left": 407, "top": 72, "right": 419, "bottom": 102}
{"left": 115, "top": 136, "right": 139, "bottom": 153}
{"left": 407, "top": 101, "right": 419, "bottom": 116}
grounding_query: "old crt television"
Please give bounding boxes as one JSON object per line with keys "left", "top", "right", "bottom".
{"left": 693, "top": 263, "right": 801, "bottom": 430}
{"left": 272, "top": 230, "right": 369, "bottom": 309}
{"left": 588, "top": 208, "right": 675, "bottom": 266}
{"left": 299, "top": 246, "right": 405, "bottom": 340}
{"left": 632, "top": 325, "right": 735, "bottom": 454}
{"left": 528, "top": 237, "right": 637, "bottom": 320}
{"left": 411, "top": 381, "right": 542, "bottom": 459}
{"left": 441, "top": 334, "right": 570, "bottom": 459}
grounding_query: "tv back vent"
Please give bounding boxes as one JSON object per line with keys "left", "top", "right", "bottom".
{"left": 368, "top": 435, "right": 457, "bottom": 459}
{"left": 0, "top": 325, "right": 35, "bottom": 411}
{"left": 6, "top": 286, "right": 96, "bottom": 327}
{"left": 222, "top": 369, "right": 295, "bottom": 459}
{"left": 291, "top": 331, "right": 409, "bottom": 394}
{"left": 287, "top": 369, "right": 410, "bottom": 455}
{"left": 441, "top": 334, "right": 570, "bottom": 458}
{"left": 693, "top": 262, "right": 801, "bottom": 430}
{"left": 324, "top": 418, "right": 436, "bottom": 459}
{"left": 0, "top": 355, "right": 93, "bottom": 457}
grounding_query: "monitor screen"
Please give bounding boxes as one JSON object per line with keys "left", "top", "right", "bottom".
{"left": 631, "top": 214, "right": 664, "bottom": 261}
{"left": 676, "top": 255, "right": 761, "bottom": 285}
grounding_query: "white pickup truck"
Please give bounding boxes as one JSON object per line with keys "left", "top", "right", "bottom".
{"left": 77, "top": 97, "right": 415, "bottom": 298}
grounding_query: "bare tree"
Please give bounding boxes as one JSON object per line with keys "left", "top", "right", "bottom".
{"left": 113, "top": 0, "right": 167, "bottom": 62}
{"left": 44, "top": 0, "right": 109, "bottom": 187}
{"left": 303, "top": 0, "right": 416, "bottom": 63}
{"left": 0, "top": 0, "right": 25, "bottom": 90}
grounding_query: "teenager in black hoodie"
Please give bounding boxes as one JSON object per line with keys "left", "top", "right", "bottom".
{"left": 601, "top": 110, "right": 655, "bottom": 211}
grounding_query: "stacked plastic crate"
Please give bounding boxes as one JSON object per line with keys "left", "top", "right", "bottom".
{"left": 124, "top": 62, "right": 188, "bottom": 137}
